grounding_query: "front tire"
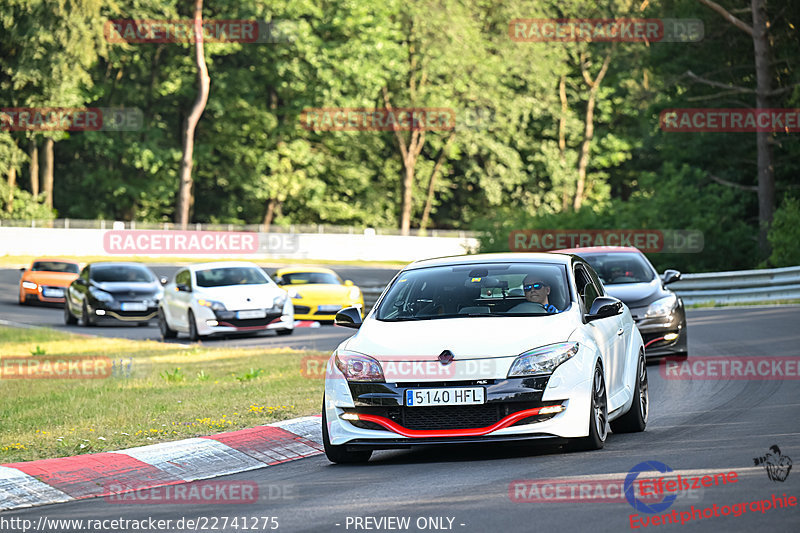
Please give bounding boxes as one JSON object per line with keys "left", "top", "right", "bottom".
{"left": 610, "top": 351, "right": 648, "bottom": 433}
{"left": 187, "top": 310, "right": 200, "bottom": 341}
{"left": 159, "top": 309, "right": 177, "bottom": 339}
{"left": 275, "top": 328, "right": 293, "bottom": 336}
{"left": 570, "top": 362, "right": 608, "bottom": 451}
{"left": 82, "top": 301, "right": 95, "bottom": 327}
{"left": 64, "top": 301, "right": 77, "bottom": 325}
{"left": 322, "top": 398, "right": 372, "bottom": 464}
{"left": 19, "top": 287, "right": 27, "bottom": 305}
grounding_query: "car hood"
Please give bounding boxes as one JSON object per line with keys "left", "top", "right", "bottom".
{"left": 603, "top": 279, "right": 667, "bottom": 308}
{"left": 291, "top": 284, "right": 352, "bottom": 300}
{"left": 195, "top": 284, "right": 282, "bottom": 309}
{"left": 25, "top": 272, "right": 79, "bottom": 286}
{"left": 344, "top": 309, "right": 580, "bottom": 361}
{"left": 91, "top": 281, "right": 162, "bottom": 295}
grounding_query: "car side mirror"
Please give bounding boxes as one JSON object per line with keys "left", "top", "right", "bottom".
{"left": 160, "top": 276, "right": 169, "bottom": 285}
{"left": 662, "top": 269, "right": 681, "bottom": 285}
{"left": 343, "top": 279, "right": 354, "bottom": 287}
{"left": 176, "top": 283, "right": 191, "bottom": 292}
{"left": 75, "top": 278, "right": 87, "bottom": 286}
{"left": 274, "top": 277, "right": 284, "bottom": 285}
{"left": 585, "top": 296, "right": 623, "bottom": 321}
{"left": 19, "top": 267, "right": 26, "bottom": 273}
{"left": 335, "top": 306, "right": 363, "bottom": 329}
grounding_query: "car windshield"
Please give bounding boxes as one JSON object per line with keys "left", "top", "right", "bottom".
{"left": 91, "top": 265, "right": 155, "bottom": 283}
{"left": 579, "top": 253, "right": 656, "bottom": 285}
{"left": 196, "top": 267, "right": 269, "bottom": 287}
{"left": 31, "top": 261, "right": 79, "bottom": 273}
{"left": 376, "top": 262, "right": 570, "bottom": 321}
{"left": 281, "top": 272, "right": 341, "bottom": 285}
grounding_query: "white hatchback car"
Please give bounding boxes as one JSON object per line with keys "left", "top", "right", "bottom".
{"left": 323, "top": 253, "right": 647, "bottom": 463}
{"left": 158, "top": 261, "right": 294, "bottom": 341}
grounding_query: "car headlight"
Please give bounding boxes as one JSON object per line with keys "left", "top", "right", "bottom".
{"left": 645, "top": 294, "right": 678, "bottom": 318}
{"left": 349, "top": 287, "right": 361, "bottom": 300}
{"left": 507, "top": 342, "right": 579, "bottom": 378}
{"left": 197, "top": 298, "right": 226, "bottom": 311}
{"left": 334, "top": 352, "right": 384, "bottom": 382}
{"left": 287, "top": 288, "right": 302, "bottom": 299}
{"left": 22, "top": 281, "right": 37, "bottom": 290}
{"left": 89, "top": 287, "right": 114, "bottom": 303}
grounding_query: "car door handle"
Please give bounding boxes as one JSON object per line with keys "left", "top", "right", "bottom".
{"left": 617, "top": 328, "right": 624, "bottom": 336}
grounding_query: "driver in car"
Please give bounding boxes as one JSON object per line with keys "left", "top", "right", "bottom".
{"left": 509, "top": 275, "right": 560, "bottom": 314}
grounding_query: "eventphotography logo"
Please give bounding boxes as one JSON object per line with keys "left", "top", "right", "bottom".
{"left": 0, "top": 107, "right": 143, "bottom": 131}
{"left": 754, "top": 445, "right": 793, "bottom": 482}
{"left": 509, "top": 229, "right": 703, "bottom": 253}
{"left": 660, "top": 108, "right": 800, "bottom": 133}
{"left": 509, "top": 18, "right": 703, "bottom": 43}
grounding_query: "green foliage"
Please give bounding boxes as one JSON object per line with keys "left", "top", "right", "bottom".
{"left": 0, "top": 179, "right": 55, "bottom": 220}
{"left": 234, "top": 368, "right": 265, "bottom": 383}
{"left": 160, "top": 367, "right": 185, "bottom": 383}
{"left": 768, "top": 196, "right": 800, "bottom": 267}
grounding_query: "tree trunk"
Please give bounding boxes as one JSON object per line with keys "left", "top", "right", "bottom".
{"left": 419, "top": 131, "right": 456, "bottom": 232}
{"left": 6, "top": 167, "right": 16, "bottom": 213}
{"left": 263, "top": 198, "right": 278, "bottom": 231}
{"left": 29, "top": 139, "right": 39, "bottom": 197}
{"left": 574, "top": 51, "right": 612, "bottom": 211}
{"left": 42, "top": 138, "right": 54, "bottom": 208}
{"left": 175, "top": 0, "right": 210, "bottom": 228}
{"left": 751, "top": 0, "right": 775, "bottom": 257}
{"left": 559, "top": 75, "right": 570, "bottom": 211}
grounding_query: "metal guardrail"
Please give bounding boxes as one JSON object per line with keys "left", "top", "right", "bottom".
{"left": 671, "top": 266, "right": 800, "bottom": 305}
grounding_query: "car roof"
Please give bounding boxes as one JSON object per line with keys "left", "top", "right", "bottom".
{"left": 275, "top": 266, "right": 336, "bottom": 275}
{"left": 30, "top": 258, "right": 80, "bottom": 265}
{"left": 87, "top": 261, "right": 150, "bottom": 268}
{"left": 552, "top": 246, "right": 642, "bottom": 255}
{"left": 183, "top": 261, "right": 263, "bottom": 271}
{"left": 403, "top": 252, "right": 575, "bottom": 271}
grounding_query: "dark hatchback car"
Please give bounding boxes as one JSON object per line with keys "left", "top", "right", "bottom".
{"left": 555, "top": 246, "right": 687, "bottom": 358}
{"left": 64, "top": 262, "right": 164, "bottom": 326}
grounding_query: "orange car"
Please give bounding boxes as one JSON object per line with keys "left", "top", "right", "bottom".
{"left": 19, "top": 259, "right": 80, "bottom": 304}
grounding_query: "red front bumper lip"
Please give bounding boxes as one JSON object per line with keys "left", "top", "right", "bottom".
{"left": 353, "top": 407, "right": 553, "bottom": 438}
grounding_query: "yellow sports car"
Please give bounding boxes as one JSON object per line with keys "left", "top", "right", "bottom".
{"left": 274, "top": 267, "right": 364, "bottom": 321}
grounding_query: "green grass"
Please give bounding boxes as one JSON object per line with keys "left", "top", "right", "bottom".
{"left": 0, "top": 326, "right": 327, "bottom": 463}
{"left": 0, "top": 254, "right": 406, "bottom": 269}
{"left": 687, "top": 299, "right": 800, "bottom": 308}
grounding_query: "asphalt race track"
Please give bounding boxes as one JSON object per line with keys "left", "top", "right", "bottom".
{"left": 0, "top": 265, "right": 399, "bottom": 351}
{"left": 1, "top": 277, "right": 799, "bottom": 532}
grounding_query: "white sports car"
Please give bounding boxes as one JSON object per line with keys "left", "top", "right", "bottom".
{"left": 322, "top": 253, "right": 647, "bottom": 463}
{"left": 158, "top": 261, "right": 294, "bottom": 341}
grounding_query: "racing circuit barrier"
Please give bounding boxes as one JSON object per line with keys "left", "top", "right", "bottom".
{"left": 670, "top": 266, "right": 800, "bottom": 305}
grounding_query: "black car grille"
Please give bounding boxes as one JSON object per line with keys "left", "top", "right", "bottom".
{"left": 346, "top": 401, "right": 550, "bottom": 431}
{"left": 293, "top": 306, "right": 311, "bottom": 314}
{"left": 217, "top": 315, "right": 280, "bottom": 328}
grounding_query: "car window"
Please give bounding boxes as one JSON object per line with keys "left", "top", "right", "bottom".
{"left": 175, "top": 269, "right": 191, "bottom": 288}
{"left": 580, "top": 253, "right": 656, "bottom": 284}
{"left": 376, "top": 262, "right": 569, "bottom": 321}
{"left": 574, "top": 265, "right": 600, "bottom": 312}
{"left": 31, "top": 261, "right": 79, "bottom": 273}
{"left": 281, "top": 272, "right": 341, "bottom": 285}
{"left": 90, "top": 265, "right": 155, "bottom": 283}
{"left": 195, "top": 267, "right": 269, "bottom": 287}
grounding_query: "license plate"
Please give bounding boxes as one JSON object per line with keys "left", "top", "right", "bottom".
{"left": 42, "top": 288, "right": 64, "bottom": 298}
{"left": 236, "top": 309, "right": 266, "bottom": 319}
{"left": 317, "top": 305, "right": 342, "bottom": 312}
{"left": 405, "top": 387, "right": 485, "bottom": 407}
{"left": 120, "top": 302, "right": 147, "bottom": 311}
